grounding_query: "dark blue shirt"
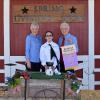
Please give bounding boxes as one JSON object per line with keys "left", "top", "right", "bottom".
{"left": 25, "top": 33, "right": 42, "bottom": 62}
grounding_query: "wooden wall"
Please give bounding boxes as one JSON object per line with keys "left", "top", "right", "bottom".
{"left": 0, "top": 0, "right": 4, "bottom": 83}
{"left": 0, "top": 0, "right": 88, "bottom": 84}
{"left": 95, "top": 0, "right": 100, "bottom": 55}
{"left": 94, "top": 0, "right": 100, "bottom": 90}
{"left": 10, "top": 0, "right": 88, "bottom": 56}
{"left": 0, "top": 0, "right": 3, "bottom": 56}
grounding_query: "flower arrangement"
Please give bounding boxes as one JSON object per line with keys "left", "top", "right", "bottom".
{"left": 71, "top": 79, "right": 81, "bottom": 92}
{"left": 65, "top": 70, "right": 82, "bottom": 97}
{"left": 7, "top": 69, "right": 30, "bottom": 94}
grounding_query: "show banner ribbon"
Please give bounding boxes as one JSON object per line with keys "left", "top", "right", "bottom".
{"left": 61, "top": 44, "right": 79, "bottom": 70}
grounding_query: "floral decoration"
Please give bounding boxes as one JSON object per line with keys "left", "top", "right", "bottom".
{"left": 7, "top": 69, "right": 30, "bottom": 94}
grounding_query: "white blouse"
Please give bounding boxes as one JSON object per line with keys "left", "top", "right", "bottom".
{"left": 40, "top": 41, "right": 60, "bottom": 67}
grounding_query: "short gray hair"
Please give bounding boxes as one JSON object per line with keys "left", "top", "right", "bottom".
{"left": 60, "top": 22, "right": 70, "bottom": 29}
{"left": 30, "top": 22, "right": 39, "bottom": 29}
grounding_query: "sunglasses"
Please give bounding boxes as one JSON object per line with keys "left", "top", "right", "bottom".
{"left": 46, "top": 35, "right": 53, "bottom": 37}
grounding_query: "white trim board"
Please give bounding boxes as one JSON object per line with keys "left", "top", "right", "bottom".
{"left": 88, "top": 0, "right": 95, "bottom": 90}
{"left": 4, "top": 0, "right": 10, "bottom": 63}
{"left": 4, "top": 0, "right": 10, "bottom": 81}
{"left": 94, "top": 82, "right": 100, "bottom": 85}
{"left": 0, "top": 56, "right": 4, "bottom": 59}
{"left": 0, "top": 70, "right": 5, "bottom": 73}
{"left": 94, "top": 55, "right": 100, "bottom": 59}
{"left": 9, "top": 55, "right": 88, "bottom": 62}
{"left": 94, "top": 69, "right": 100, "bottom": 72}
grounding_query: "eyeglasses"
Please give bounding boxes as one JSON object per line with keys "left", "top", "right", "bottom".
{"left": 46, "top": 35, "right": 53, "bottom": 37}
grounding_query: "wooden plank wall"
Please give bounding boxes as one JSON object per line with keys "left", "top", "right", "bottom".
{"left": 0, "top": 0, "right": 4, "bottom": 83}
{"left": 94, "top": 0, "right": 100, "bottom": 90}
{"left": 10, "top": 0, "right": 88, "bottom": 56}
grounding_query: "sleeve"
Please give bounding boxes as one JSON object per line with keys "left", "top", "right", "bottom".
{"left": 73, "top": 37, "right": 79, "bottom": 53}
{"left": 25, "top": 35, "right": 31, "bottom": 60}
{"left": 58, "top": 36, "right": 62, "bottom": 47}
{"left": 39, "top": 35, "right": 43, "bottom": 45}
{"left": 40, "top": 46, "right": 46, "bottom": 66}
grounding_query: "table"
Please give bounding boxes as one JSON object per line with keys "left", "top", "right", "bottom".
{"left": 24, "top": 72, "right": 66, "bottom": 100}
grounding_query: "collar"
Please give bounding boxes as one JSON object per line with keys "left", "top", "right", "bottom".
{"left": 46, "top": 41, "right": 55, "bottom": 47}
{"left": 46, "top": 41, "right": 53, "bottom": 45}
{"left": 65, "top": 33, "right": 71, "bottom": 37}
{"left": 30, "top": 33, "right": 38, "bottom": 37}
{"left": 61, "top": 33, "right": 71, "bottom": 38}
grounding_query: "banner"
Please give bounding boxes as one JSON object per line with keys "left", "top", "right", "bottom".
{"left": 61, "top": 44, "right": 79, "bottom": 70}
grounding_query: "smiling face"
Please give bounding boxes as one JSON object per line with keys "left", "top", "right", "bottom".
{"left": 45, "top": 31, "right": 53, "bottom": 43}
{"left": 30, "top": 23, "right": 39, "bottom": 35}
{"left": 60, "top": 23, "right": 70, "bottom": 35}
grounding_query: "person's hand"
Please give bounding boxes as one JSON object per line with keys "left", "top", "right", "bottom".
{"left": 26, "top": 60, "right": 31, "bottom": 69}
{"left": 67, "top": 38, "right": 72, "bottom": 43}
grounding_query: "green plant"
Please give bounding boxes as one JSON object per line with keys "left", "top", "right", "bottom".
{"left": 71, "top": 80, "right": 81, "bottom": 92}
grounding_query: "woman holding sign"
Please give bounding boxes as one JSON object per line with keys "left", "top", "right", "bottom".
{"left": 58, "top": 22, "right": 79, "bottom": 97}
{"left": 58, "top": 22, "right": 79, "bottom": 72}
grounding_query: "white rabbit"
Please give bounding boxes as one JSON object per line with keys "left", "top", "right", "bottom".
{"left": 45, "top": 67, "right": 53, "bottom": 76}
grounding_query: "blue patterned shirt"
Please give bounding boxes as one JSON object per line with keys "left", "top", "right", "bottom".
{"left": 25, "top": 33, "right": 42, "bottom": 62}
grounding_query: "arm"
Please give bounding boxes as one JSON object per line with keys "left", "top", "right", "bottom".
{"left": 25, "top": 35, "right": 31, "bottom": 68}
{"left": 58, "top": 36, "right": 62, "bottom": 47}
{"left": 40, "top": 35, "right": 43, "bottom": 45}
{"left": 73, "top": 37, "right": 79, "bottom": 53}
{"left": 67, "top": 35, "right": 79, "bottom": 53}
{"left": 40, "top": 46, "right": 48, "bottom": 70}
{"left": 40, "top": 46, "right": 46, "bottom": 66}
